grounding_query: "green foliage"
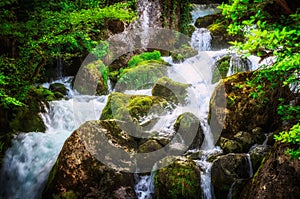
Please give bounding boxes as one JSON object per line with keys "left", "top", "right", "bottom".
{"left": 274, "top": 123, "right": 300, "bottom": 160}
{"left": 219, "top": 0, "right": 300, "bottom": 159}
{"left": 127, "top": 50, "right": 162, "bottom": 68}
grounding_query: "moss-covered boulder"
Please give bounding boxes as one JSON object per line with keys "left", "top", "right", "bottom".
{"left": 154, "top": 157, "right": 202, "bottom": 199}
{"left": 43, "top": 120, "right": 137, "bottom": 199}
{"left": 73, "top": 60, "right": 108, "bottom": 95}
{"left": 100, "top": 92, "right": 168, "bottom": 122}
{"left": 240, "top": 143, "right": 300, "bottom": 199}
{"left": 220, "top": 128, "right": 266, "bottom": 154}
{"left": 114, "top": 60, "right": 168, "bottom": 91}
{"left": 195, "top": 13, "right": 221, "bottom": 28}
{"left": 152, "top": 76, "right": 189, "bottom": 104}
{"left": 170, "top": 45, "right": 198, "bottom": 63}
{"left": 174, "top": 112, "right": 205, "bottom": 150}
{"left": 49, "top": 83, "right": 67, "bottom": 96}
{"left": 211, "top": 153, "right": 252, "bottom": 198}
{"left": 219, "top": 137, "right": 243, "bottom": 154}
{"left": 209, "top": 72, "right": 291, "bottom": 144}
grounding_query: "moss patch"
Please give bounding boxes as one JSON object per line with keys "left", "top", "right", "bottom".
{"left": 154, "top": 157, "right": 202, "bottom": 199}
{"left": 152, "top": 76, "right": 189, "bottom": 104}
{"left": 100, "top": 92, "right": 168, "bottom": 122}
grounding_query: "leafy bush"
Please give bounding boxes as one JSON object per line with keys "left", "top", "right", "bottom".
{"left": 219, "top": 0, "right": 300, "bottom": 159}
{"left": 274, "top": 124, "right": 300, "bottom": 160}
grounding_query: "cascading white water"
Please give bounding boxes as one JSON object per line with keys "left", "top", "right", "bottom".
{"left": 226, "top": 54, "right": 251, "bottom": 76}
{"left": 135, "top": 171, "right": 155, "bottom": 199}
{"left": 0, "top": 3, "right": 271, "bottom": 199}
{"left": 0, "top": 78, "right": 108, "bottom": 199}
{"left": 191, "top": 28, "right": 212, "bottom": 51}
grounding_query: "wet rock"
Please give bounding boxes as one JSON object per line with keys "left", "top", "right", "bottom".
{"left": 228, "top": 179, "right": 249, "bottom": 199}
{"left": 174, "top": 112, "right": 205, "bottom": 150}
{"left": 211, "top": 153, "right": 251, "bottom": 198}
{"left": 43, "top": 120, "right": 137, "bottom": 199}
{"left": 73, "top": 60, "right": 108, "bottom": 95}
{"left": 138, "top": 139, "right": 163, "bottom": 153}
{"left": 195, "top": 13, "right": 221, "bottom": 28}
{"left": 49, "top": 83, "right": 67, "bottom": 96}
{"left": 219, "top": 137, "right": 243, "bottom": 153}
{"left": 170, "top": 45, "right": 198, "bottom": 63}
{"left": 240, "top": 143, "right": 300, "bottom": 199}
{"left": 233, "top": 131, "right": 255, "bottom": 152}
{"left": 154, "top": 157, "right": 202, "bottom": 199}
{"left": 152, "top": 76, "right": 189, "bottom": 104}
{"left": 249, "top": 145, "right": 271, "bottom": 173}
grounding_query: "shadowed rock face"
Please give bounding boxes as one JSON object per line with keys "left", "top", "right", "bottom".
{"left": 240, "top": 143, "right": 300, "bottom": 199}
{"left": 42, "top": 120, "right": 137, "bottom": 199}
{"left": 211, "top": 153, "right": 251, "bottom": 199}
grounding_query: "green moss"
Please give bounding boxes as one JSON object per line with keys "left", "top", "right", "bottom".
{"left": 171, "top": 44, "right": 198, "bottom": 63}
{"left": 45, "top": 159, "right": 59, "bottom": 191}
{"left": 100, "top": 92, "right": 168, "bottom": 122}
{"left": 154, "top": 158, "right": 201, "bottom": 198}
{"left": 115, "top": 61, "right": 168, "bottom": 91}
{"left": 53, "top": 190, "right": 78, "bottom": 199}
{"left": 127, "top": 50, "right": 163, "bottom": 68}
{"left": 152, "top": 76, "right": 189, "bottom": 104}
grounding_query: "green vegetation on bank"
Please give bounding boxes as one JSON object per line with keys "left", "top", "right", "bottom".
{"left": 0, "top": 0, "right": 136, "bottom": 155}
{"left": 0, "top": 0, "right": 135, "bottom": 108}
{"left": 220, "top": 0, "right": 300, "bottom": 159}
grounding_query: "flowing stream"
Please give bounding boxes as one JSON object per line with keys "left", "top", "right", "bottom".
{"left": 0, "top": 77, "right": 108, "bottom": 199}
{"left": 0, "top": 2, "right": 266, "bottom": 199}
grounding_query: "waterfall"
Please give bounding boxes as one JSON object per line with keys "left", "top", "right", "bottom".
{"left": 0, "top": 79, "right": 108, "bottom": 199}
{"left": 56, "top": 57, "right": 63, "bottom": 80}
{"left": 246, "top": 154, "right": 253, "bottom": 178}
{"left": 134, "top": 172, "right": 155, "bottom": 199}
{"left": 226, "top": 54, "right": 251, "bottom": 76}
{"left": 191, "top": 28, "right": 212, "bottom": 51}
{"left": 0, "top": 3, "right": 269, "bottom": 199}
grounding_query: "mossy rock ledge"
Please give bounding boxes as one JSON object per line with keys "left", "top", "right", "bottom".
{"left": 43, "top": 119, "right": 137, "bottom": 199}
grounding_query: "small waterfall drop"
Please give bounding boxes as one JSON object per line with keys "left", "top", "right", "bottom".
{"left": 56, "top": 57, "right": 63, "bottom": 80}
{"left": 226, "top": 54, "right": 251, "bottom": 76}
{"left": 246, "top": 154, "right": 253, "bottom": 178}
{"left": 191, "top": 28, "right": 212, "bottom": 51}
{"left": 0, "top": 78, "right": 108, "bottom": 199}
{"left": 135, "top": 171, "right": 155, "bottom": 199}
